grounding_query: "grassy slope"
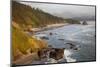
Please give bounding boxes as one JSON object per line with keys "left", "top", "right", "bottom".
{"left": 12, "top": 25, "right": 47, "bottom": 61}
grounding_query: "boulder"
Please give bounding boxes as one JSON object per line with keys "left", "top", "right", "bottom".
{"left": 37, "top": 48, "right": 65, "bottom": 61}
{"left": 49, "top": 32, "right": 53, "bottom": 35}
{"left": 49, "top": 48, "right": 64, "bottom": 60}
{"left": 82, "top": 21, "right": 88, "bottom": 25}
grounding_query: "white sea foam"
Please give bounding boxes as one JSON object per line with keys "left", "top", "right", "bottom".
{"left": 64, "top": 49, "right": 76, "bottom": 62}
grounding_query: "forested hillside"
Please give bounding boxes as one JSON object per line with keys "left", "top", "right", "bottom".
{"left": 12, "top": 1, "right": 64, "bottom": 29}
{"left": 12, "top": 1, "right": 80, "bottom": 30}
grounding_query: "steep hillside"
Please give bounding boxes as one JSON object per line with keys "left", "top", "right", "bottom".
{"left": 12, "top": 1, "right": 64, "bottom": 29}
{"left": 12, "top": 1, "right": 80, "bottom": 30}
{"left": 12, "top": 24, "right": 48, "bottom": 61}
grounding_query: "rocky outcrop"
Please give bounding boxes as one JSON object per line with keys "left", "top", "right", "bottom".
{"left": 49, "top": 48, "right": 64, "bottom": 60}
{"left": 37, "top": 48, "right": 65, "bottom": 60}
{"left": 82, "top": 21, "right": 88, "bottom": 25}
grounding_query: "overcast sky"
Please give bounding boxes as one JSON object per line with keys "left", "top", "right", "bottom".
{"left": 19, "top": 1, "right": 95, "bottom": 19}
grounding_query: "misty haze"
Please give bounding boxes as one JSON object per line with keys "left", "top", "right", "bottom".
{"left": 20, "top": 1, "right": 95, "bottom": 20}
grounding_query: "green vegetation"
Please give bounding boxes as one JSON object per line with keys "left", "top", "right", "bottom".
{"left": 12, "top": 26, "right": 47, "bottom": 60}
{"left": 12, "top": 1, "right": 64, "bottom": 29}
{"left": 12, "top": 1, "right": 80, "bottom": 29}
{"left": 65, "top": 19, "right": 80, "bottom": 24}
{"left": 12, "top": 1, "right": 80, "bottom": 62}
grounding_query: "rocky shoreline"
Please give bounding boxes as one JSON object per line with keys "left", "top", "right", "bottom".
{"left": 13, "top": 47, "right": 66, "bottom": 65}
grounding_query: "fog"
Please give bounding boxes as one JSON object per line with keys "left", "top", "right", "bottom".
{"left": 19, "top": 1, "right": 95, "bottom": 20}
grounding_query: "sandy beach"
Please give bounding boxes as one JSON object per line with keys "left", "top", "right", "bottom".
{"left": 31, "top": 23, "right": 69, "bottom": 32}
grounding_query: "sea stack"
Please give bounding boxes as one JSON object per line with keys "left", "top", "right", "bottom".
{"left": 82, "top": 21, "right": 88, "bottom": 25}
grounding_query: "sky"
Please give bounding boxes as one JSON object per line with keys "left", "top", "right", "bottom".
{"left": 19, "top": 1, "right": 95, "bottom": 20}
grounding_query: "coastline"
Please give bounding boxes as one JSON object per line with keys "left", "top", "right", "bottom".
{"left": 31, "top": 23, "right": 69, "bottom": 33}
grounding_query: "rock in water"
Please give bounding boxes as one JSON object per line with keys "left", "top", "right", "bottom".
{"left": 49, "top": 48, "right": 64, "bottom": 60}
{"left": 82, "top": 21, "right": 88, "bottom": 25}
{"left": 49, "top": 32, "right": 53, "bottom": 35}
{"left": 65, "top": 43, "right": 76, "bottom": 49}
{"left": 40, "top": 36, "right": 49, "bottom": 40}
{"left": 58, "top": 39, "right": 65, "bottom": 41}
